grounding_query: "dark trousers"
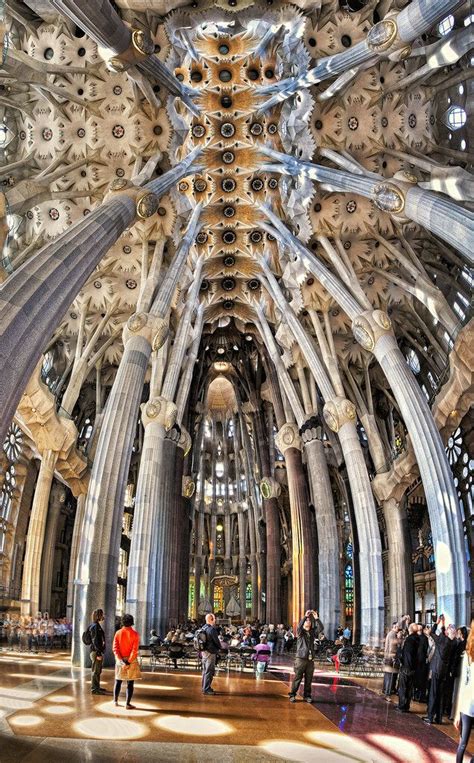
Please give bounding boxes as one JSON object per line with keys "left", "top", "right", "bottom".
{"left": 383, "top": 671, "right": 398, "bottom": 695}
{"left": 443, "top": 673, "right": 456, "bottom": 717}
{"left": 201, "top": 652, "right": 217, "bottom": 692}
{"left": 457, "top": 713, "right": 474, "bottom": 763}
{"left": 398, "top": 668, "right": 415, "bottom": 711}
{"left": 290, "top": 657, "right": 315, "bottom": 698}
{"left": 114, "top": 679, "right": 134, "bottom": 705}
{"left": 428, "top": 672, "right": 445, "bottom": 722}
{"left": 90, "top": 651, "right": 103, "bottom": 692}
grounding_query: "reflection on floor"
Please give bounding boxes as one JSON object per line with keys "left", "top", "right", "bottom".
{"left": 0, "top": 650, "right": 467, "bottom": 762}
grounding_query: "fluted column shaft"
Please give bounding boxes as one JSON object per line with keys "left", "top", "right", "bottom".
{"left": 73, "top": 334, "right": 152, "bottom": 664}
{"left": 20, "top": 449, "right": 57, "bottom": 617}
{"left": 39, "top": 483, "right": 65, "bottom": 614}
{"left": 237, "top": 511, "right": 247, "bottom": 621}
{"left": 193, "top": 509, "right": 204, "bottom": 617}
{"left": 176, "top": 309, "right": 205, "bottom": 423}
{"left": 383, "top": 498, "right": 412, "bottom": 622}
{"left": 373, "top": 332, "right": 469, "bottom": 624}
{"left": 126, "top": 419, "right": 166, "bottom": 637}
{"left": 151, "top": 430, "right": 179, "bottom": 634}
{"left": 304, "top": 436, "right": 340, "bottom": 640}
{"left": 284, "top": 443, "right": 316, "bottom": 629}
{"left": 66, "top": 494, "right": 86, "bottom": 622}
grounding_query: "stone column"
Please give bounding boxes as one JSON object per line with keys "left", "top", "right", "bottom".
{"left": 154, "top": 426, "right": 180, "bottom": 632}
{"left": 237, "top": 510, "right": 247, "bottom": 622}
{"left": 49, "top": 0, "right": 199, "bottom": 113}
{"left": 39, "top": 482, "right": 66, "bottom": 614}
{"left": 260, "top": 151, "right": 473, "bottom": 264}
{"left": 301, "top": 418, "right": 341, "bottom": 640}
{"left": 382, "top": 498, "right": 412, "bottom": 622}
{"left": 276, "top": 424, "right": 315, "bottom": 628}
{"left": 66, "top": 493, "right": 86, "bottom": 621}
{"left": 353, "top": 309, "right": 470, "bottom": 625}
{"left": 72, "top": 206, "right": 201, "bottom": 663}
{"left": 257, "top": 0, "right": 463, "bottom": 111}
{"left": 21, "top": 449, "right": 57, "bottom": 617}
{"left": 125, "top": 396, "right": 176, "bottom": 637}
{"left": 193, "top": 509, "right": 204, "bottom": 618}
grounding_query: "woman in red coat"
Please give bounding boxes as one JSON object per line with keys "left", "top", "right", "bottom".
{"left": 112, "top": 614, "right": 141, "bottom": 709}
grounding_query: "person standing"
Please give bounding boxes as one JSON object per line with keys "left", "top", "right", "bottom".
{"left": 200, "top": 613, "right": 222, "bottom": 696}
{"left": 383, "top": 622, "right": 400, "bottom": 696}
{"left": 89, "top": 608, "right": 107, "bottom": 696}
{"left": 423, "top": 616, "right": 457, "bottom": 725}
{"left": 397, "top": 623, "right": 419, "bottom": 712}
{"left": 414, "top": 624, "right": 430, "bottom": 702}
{"left": 289, "top": 610, "right": 324, "bottom": 704}
{"left": 112, "top": 614, "right": 141, "bottom": 709}
{"left": 454, "top": 621, "right": 474, "bottom": 763}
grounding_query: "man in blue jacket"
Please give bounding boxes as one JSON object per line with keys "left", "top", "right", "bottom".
{"left": 289, "top": 609, "right": 324, "bottom": 703}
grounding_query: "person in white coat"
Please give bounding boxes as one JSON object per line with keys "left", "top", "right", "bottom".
{"left": 454, "top": 621, "right": 474, "bottom": 763}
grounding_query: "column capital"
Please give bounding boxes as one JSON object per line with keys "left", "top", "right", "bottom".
{"left": 107, "top": 29, "right": 155, "bottom": 72}
{"left": 275, "top": 423, "right": 302, "bottom": 454}
{"left": 260, "top": 476, "right": 281, "bottom": 500}
{"left": 323, "top": 397, "right": 357, "bottom": 433}
{"left": 366, "top": 17, "right": 412, "bottom": 61}
{"left": 141, "top": 396, "right": 177, "bottom": 431}
{"left": 104, "top": 179, "right": 159, "bottom": 220}
{"left": 177, "top": 425, "right": 192, "bottom": 455}
{"left": 182, "top": 475, "right": 196, "bottom": 498}
{"left": 123, "top": 312, "right": 168, "bottom": 349}
{"left": 352, "top": 309, "right": 394, "bottom": 352}
{"left": 300, "top": 414, "right": 323, "bottom": 445}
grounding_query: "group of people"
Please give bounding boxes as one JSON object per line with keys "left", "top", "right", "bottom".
{"left": 384, "top": 615, "right": 474, "bottom": 763}
{"left": 1, "top": 614, "right": 72, "bottom": 651}
{"left": 82, "top": 607, "right": 474, "bottom": 763}
{"left": 161, "top": 621, "right": 296, "bottom": 655}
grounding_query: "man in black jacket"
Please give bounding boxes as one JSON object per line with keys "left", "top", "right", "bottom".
{"left": 397, "top": 623, "right": 419, "bottom": 712}
{"left": 289, "top": 610, "right": 324, "bottom": 703}
{"left": 201, "top": 613, "right": 222, "bottom": 695}
{"left": 414, "top": 624, "right": 430, "bottom": 702}
{"left": 89, "top": 608, "right": 107, "bottom": 695}
{"left": 423, "top": 616, "right": 456, "bottom": 724}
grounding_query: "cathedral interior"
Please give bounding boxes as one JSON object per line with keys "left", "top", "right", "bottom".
{"left": 0, "top": 0, "right": 472, "bottom": 760}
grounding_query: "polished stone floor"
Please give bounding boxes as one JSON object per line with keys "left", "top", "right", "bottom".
{"left": 0, "top": 650, "right": 469, "bottom": 762}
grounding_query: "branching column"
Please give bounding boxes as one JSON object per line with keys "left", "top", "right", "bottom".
{"left": 0, "top": 155, "right": 198, "bottom": 445}
{"left": 276, "top": 424, "right": 315, "bottom": 628}
{"left": 354, "top": 309, "right": 470, "bottom": 624}
{"left": 20, "top": 449, "right": 57, "bottom": 617}
{"left": 39, "top": 483, "right": 66, "bottom": 613}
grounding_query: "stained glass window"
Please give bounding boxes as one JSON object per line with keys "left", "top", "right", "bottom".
{"left": 246, "top": 582, "right": 252, "bottom": 612}
{"left": 213, "top": 584, "right": 224, "bottom": 614}
{"left": 344, "top": 563, "right": 354, "bottom": 618}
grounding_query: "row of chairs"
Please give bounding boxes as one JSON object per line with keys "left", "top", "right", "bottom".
{"left": 138, "top": 643, "right": 271, "bottom": 673}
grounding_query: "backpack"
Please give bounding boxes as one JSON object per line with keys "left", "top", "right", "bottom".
{"left": 193, "top": 628, "right": 207, "bottom": 651}
{"left": 82, "top": 625, "right": 92, "bottom": 646}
